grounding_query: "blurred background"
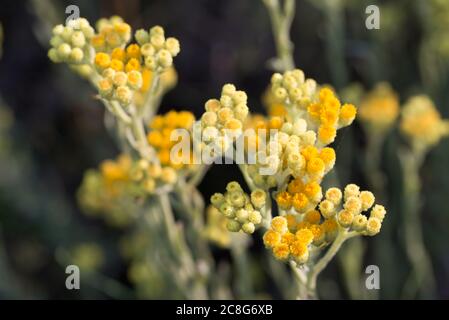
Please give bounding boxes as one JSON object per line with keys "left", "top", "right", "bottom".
{"left": 0, "top": 0, "right": 448, "bottom": 299}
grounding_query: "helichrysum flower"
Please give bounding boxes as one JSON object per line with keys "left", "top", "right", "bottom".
{"left": 211, "top": 182, "right": 266, "bottom": 234}
{"left": 78, "top": 154, "right": 178, "bottom": 226}
{"left": 263, "top": 183, "right": 385, "bottom": 265}
{"left": 197, "top": 84, "right": 249, "bottom": 156}
{"left": 133, "top": 26, "right": 180, "bottom": 72}
{"left": 400, "top": 95, "right": 449, "bottom": 152}
{"left": 358, "top": 83, "right": 399, "bottom": 133}
{"left": 48, "top": 18, "right": 95, "bottom": 65}
{"left": 147, "top": 110, "right": 196, "bottom": 171}
{"left": 91, "top": 16, "right": 132, "bottom": 53}
{"left": 270, "top": 69, "right": 357, "bottom": 146}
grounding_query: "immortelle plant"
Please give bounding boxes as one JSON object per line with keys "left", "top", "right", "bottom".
{"left": 48, "top": 10, "right": 386, "bottom": 299}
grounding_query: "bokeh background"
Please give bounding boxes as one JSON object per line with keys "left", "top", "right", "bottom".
{"left": 0, "top": 0, "right": 448, "bottom": 299}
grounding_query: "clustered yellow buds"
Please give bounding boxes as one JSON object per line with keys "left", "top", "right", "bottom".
{"left": 147, "top": 110, "right": 196, "bottom": 170}
{"left": 91, "top": 16, "right": 131, "bottom": 53}
{"left": 308, "top": 87, "right": 356, "bottom": 146}
{"left": 358, "top": 83, "right": 399, "bottom": 133}
{"left": 263, "top": 216, "right": 315, "bottom": 263}
{"left": 269, "top": 69, "right": 357, "bottom": 147}
{"left": 271, "top": 69, "right": 317, "bottom": 110}
{"left": 321, "top": 184, "right": 385, "bottom": 236}
{"left": 97, "top": 67, "right": 144, "bottom": 106}
{"left": 211, "top": 182, "right": 266, "bottom": 234}
{"left": 275, "top": 177, "right": 323, "bottom": 214}
{"left": 263, "top": 183, "right": 385, "bottom": 265}
{"left": 400, "top": 95, "right": 449, "bottom": 152}
{"left": 48, "top": 18, "right": 95, "bottom": 65}
{"left": 244, "top": 113, "right": 336, "bottom": 191}
{"left": 133, "top": 26, "right": 180, "bottom": 72}
{"left": 198, "top": 84, "right": 249, "bottom": 153}
{"left": 78, "top": 154, "right": 178, "bottom": 226}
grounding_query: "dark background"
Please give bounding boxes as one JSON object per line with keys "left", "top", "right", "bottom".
{"left": 0, "top": 0, "right": 448, "bottom": 299}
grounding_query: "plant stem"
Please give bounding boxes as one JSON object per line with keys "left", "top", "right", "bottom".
{"left": 399, "top": 148, "right": 436, "bottom": 298}
{"left": 263, "top": 0, "right": 296, "bottom": 71}
{"left": 305, "top": 230, "right": 357, "bottom": 299}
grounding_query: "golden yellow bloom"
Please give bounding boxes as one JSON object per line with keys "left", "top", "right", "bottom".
{"left": 360, "top": 191, "right": 375, "bottom": 211}
{"left": 285, "top": 214, "right": 297, "bottom": 231}
{"left": 292, "top": 192, "right": 308, "bottom": 212}
{"left": 337, "top": 209, "right": 354, "bottom": 228}
{"left": 273, "top": 243, "right": 290, "bottom": 260}
{"left": 147, "top": 110, "right": 196, "bottom": 170}
{"left": 290, "top": 241, "right": 309, "bottom": 263}
{"left": 263, "top": 230, "right": 282, "bottom": 248}
{"left": 325, "top": 187, "right": 342, "bottom": 205}
{"left": 318, "top": 125, "right": 337, "bottom": 145}
{"left": 306, "top": 157, "right": 325, "bottom": 176}
{"left": 295, "top": 228, "right": 314, "bottom": 245}
{"left": 95, "top": 52, "right": 111, "bottom": 70}
{"left": 271, "top": 216, "right": 288, "bottom": 234}
{"left": 400, "top": 95, "right": 449, "bottom": 151}
{"left": 303, "top": 181, "right": 321, "bottom": 200}
{"left": 358, "top": 83, "right": 399, "bottom": 132}
{"left": 366, "top": 217, "right": 382, "bottom": 236}
{"left": 309, "top": 224, "right": 325, "bottom": 245}
{"left": 339, "top": 103, "right": 357, "bottom": 126}
{"left": 304, "top": 210, "right": 321, "bottom": 224}
{"left": 276, "top": 191, "right": 292, "bottom": 210}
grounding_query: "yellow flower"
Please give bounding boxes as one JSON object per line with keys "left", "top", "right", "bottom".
{"left": 339, "top": 103, "right": 357, "bottom": 126}
{"left": 360, "top": 191, "right": 375, "bottom": 211}
{"left": 95, "top": 52, "right": 111, "bottom": 69}
{"left": 304, "top": 210, "right": 321, "bottom": 224}
{"left": 295, "top": 228, "right": 314, "bottom": 246}
{"left": 366, "top": 217, "right": 382, "bottom": 236}
{"left": 290, "top": 241, "right": 309, "bottom": 263}
{"left": 318, "top": 125, "right": 337, "bottom": 145}
{"left": 273, "top": 243, "right": 290, "bottom": 260}
{"left": 303, "top": 181, "right": 321, "bottom": 200}
{"left": 111, "top": 47, "right": 126, "bottom": 61}
{"left": 400, "top": 95, "right": 449, "bottom": 151}
{"left": 285, "top": 214, "right": 297, "bottom": 231}
{"left": 337, "top": 209, "right": 354, "bottom": 228}
{"left": 126, "top": 44, "right": 141, "bottom": 59}
{"left": 263, "top": 230, "right": 282, "bottom": 248}
{"left": 292, "top": 192, "right": 308, "bottom": 212}
{"left": 306, "top": 157, "right": 325, "bottom": 176}
{"left": 309, "top": 224, "right": 325, "bottom": 245}
{"left": 325, "top": 187, "right": 342, "bottom": 205}
{"left": 358, "top": 83, "right": 399, "bottom": 132}
{"left": 276, "top": 191, "right": 292, "bottom": 210}
{"left": 271, "top": 216, "right": 288, "bottom": 234}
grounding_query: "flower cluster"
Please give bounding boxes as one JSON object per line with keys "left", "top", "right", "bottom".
{"left": 210, "top": 182, "right": 266, "bottom": 234}
{"left": 147, "top": 110, "right": 196, "bottom": 170}
{"left": 48, "top": 18, "right": 95, "bottom": 65}
{"left": 78, "top": 154, "right": 177, "bottom": 226}
{"left": 134, "top": 26, "right": 180, "bottom": 72}
{"left": 321, "top": 184, "right": 385, "bottom": 236}
{"left": 400, "top": 95, "right": 449, "bottom": 152}
{"left": 270, "top": 70, "right": 356, "bottom": 146}
{"left": 263, "top": 184, "right": 385, "bottom": 264}
{"left": 97, "top": 67, "right": 143, "bottom": 106}
{"left": 91, "top": 16, "right": 132, "bottom": 53}
{"left": 198, "top": 84, "right": 249, "bottom": 154}
{"left": 358, "top": 83, "right": 399, "bottom": 133}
